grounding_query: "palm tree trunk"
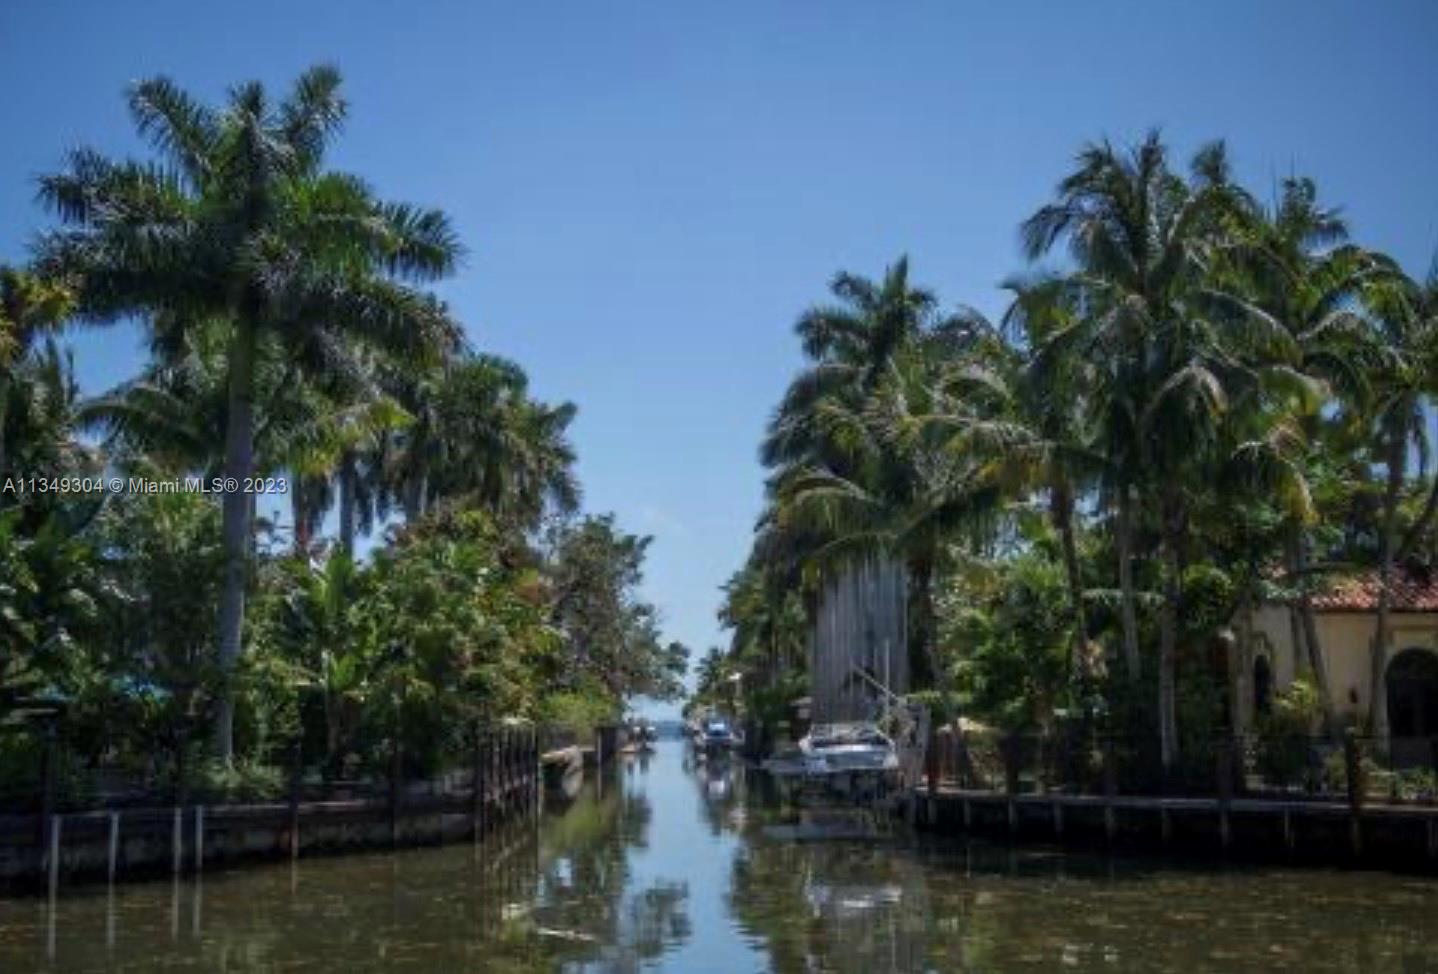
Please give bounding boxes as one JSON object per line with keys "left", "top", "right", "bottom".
{"left": 324, "top": 689, "right": 341, "bottom": 777}
{"left": 402, "top": 475, "right": 424, "bottom": 522}
{"left": 1157, "top": 489, "right": 1182, "bottom": 774}
{"left": 907, "top": 549, "right": 939, "bottom": 690}
{"left": 291, "top": 483, "right": 310, "bottom": 555}
{"left": 1283, "top": 533, "right": 1310, "bottom": 678}
{"left": 1294, "top": 531, "right": 1341, "bottom": 742}
{"left": 338, "top": 451, "right": 357, "bottom": 555}
{"left": 214, "top": 318, "right": 258, "bottom": 761}
{"left": 1234, "top": 573, "right": 1254, "bottom": 733}
{"left": 1369, "top": 431, "right": 1405, "bottom": 739}
{"left": 1115, "top": 487, "right": 1141, "bottom": 682}
{"left": 1051, "top": 479, "right": 1087, "bottom": 678}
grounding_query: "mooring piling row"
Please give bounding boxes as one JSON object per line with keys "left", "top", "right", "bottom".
{"left": 23, "top": 724, "right": 545, "bottom": 893}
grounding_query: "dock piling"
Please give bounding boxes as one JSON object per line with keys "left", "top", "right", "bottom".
{"left": 171, "top": 807, "right": 182, "bottom": 876}
{"left": 47, "top": 814, "right": 61, "bottom": 898}
{"left": 194, "top": 805, "right": 205, "bottom": 874}
{"left": 108, "top": 811, "right": 120, "bottom": 883}
{"left": 288, "top": 740, "right": 302, "bottom": 860}
{"left": 1344, "top": 733, "right": 1363, "bottom": 858}
{"left": 1216, "top": 738, "right": 1233, "bottom": 852}
{"left": 480, "top": 722, "right": 491, "bottom": 845}
{"left": 1103, "top": 738, "right": 1117, "bottom": 844}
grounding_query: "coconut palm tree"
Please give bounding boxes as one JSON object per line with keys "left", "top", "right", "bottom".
{"left": 1219, "top": 176, "right": 1393, "bottom": 739}
{"left": 1362, "top": 264, "right": 1438, "bottom": 737}
{"left": 388, "top": 353, "right": 579, "bottom": 532}
{"left": 38, "top": 66, "right": 461, "bottom": 757}
{"left": 762, "top": 258, "right": 998, "bottom": 687}
{"left": 943, "top": 277, "right": 1105, "bottom": 680}
{"left": 1020, "top": 133, "right": 1267, "bottom": 770}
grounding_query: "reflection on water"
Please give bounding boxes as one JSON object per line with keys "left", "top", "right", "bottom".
{"left": 2, "top": 741, "right": 1437, "bottom": 972}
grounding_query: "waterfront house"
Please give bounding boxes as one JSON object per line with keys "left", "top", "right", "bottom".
{"left": 1239, "top": 568, "right": 1438, "bottom": 765}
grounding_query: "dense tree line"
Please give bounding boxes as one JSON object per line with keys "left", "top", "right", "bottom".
{"left": 0, "top": 67, "right": 685, "bottom": 795}
{"left": 705, "top": 133, "right": 1438, "bottom": 774}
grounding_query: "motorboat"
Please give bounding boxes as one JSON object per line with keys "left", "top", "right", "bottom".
{"left": 623, "top": 717, "right": 657, "bottom": 752}
{"left": 797, "top": 722, "right": 898, "bottom": 777}
{"left": 701, "top": 717, "right": 741, "bottom": 754}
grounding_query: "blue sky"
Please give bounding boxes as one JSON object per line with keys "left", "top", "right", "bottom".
{"left": 4, "top": 1, "right": 1437, "bottom": 714}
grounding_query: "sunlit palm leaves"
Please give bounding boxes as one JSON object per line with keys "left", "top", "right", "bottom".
{"left": 36, "top": 66, "right": 462, "bottom": 756}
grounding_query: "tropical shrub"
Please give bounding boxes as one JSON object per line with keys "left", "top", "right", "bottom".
{"left": 1255, "top": 678, "right": 1322, "bottom": 786}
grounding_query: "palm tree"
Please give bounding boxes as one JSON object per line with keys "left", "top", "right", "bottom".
{"left": 762, "top": 258, "right": 995, "bottom": 688}
{"left": 388, "top": 353, "right": 579, "bottom": 531}
{"left": 38, "top": 66, "right": 461, "bottom": 757}
{"left": 0, "top": 342, "right": 103, "bottom": 709}
{"left": 1221, "top": 176, "right": 1392, "bottom": 739}
{"left": 1363, "top": 264, "right": 1438, "bottom": 737}
{"left": 1020, "top": 133, "right": 1265, "bottom": 770}
{"left": 962, "top": 277, "right": 1104, "bottom": 680}
{"left": 273, "top": 553, "right": 370, "bottom": 772}
{"left": 0, "top": 267, "right": 73, "bottom": 478}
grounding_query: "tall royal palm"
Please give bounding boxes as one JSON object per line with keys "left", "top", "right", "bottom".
{"left": 38, "top": 67, "right": 460, "bottom": 757}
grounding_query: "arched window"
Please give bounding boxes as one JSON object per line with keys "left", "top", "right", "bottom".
{"left": 1387, "top": 648, "right": 1438, "bottom": 739}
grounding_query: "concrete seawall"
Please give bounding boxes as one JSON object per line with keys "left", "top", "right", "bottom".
{"left": 909, "top": 788, "right": 1438, "bottom": 872}
{"left": 1, "top": 778, "right": 539, "bottom": 893}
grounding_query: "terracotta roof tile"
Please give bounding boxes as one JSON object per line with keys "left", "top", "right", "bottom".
{"left": 1309, "top": 569, "right": 1438, "bottom": 612}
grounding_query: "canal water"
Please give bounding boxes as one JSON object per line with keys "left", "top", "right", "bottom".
{"left": 3, "top": 740, "right": 1438, "bottom": 972}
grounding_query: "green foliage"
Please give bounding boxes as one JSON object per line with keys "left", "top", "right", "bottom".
{"left": 536, "top": 689, "right": 615, "bottom": 738}
{"left": 196, "top": 756, "right": 286, "bottom": 802}
{"left": 545, "top": 514, "right": 688, "bottom": 709}
{"left": 716, "top": 130, "right": 1438, "bottom": 777}
{"left": 1388, "top": 767, "right": 1438, "bottom": 802}
{"left": 1255, "top": 678, "right": 1322, "bottom": 784}
{"left": 1179, "top": 564, "right": 1235, "bottom": 642}
{"left": 0, "top": 68, "right": 688, "bottom": 791}
{"left": 945, "top": 551, "right": 1072, "bottom": 732}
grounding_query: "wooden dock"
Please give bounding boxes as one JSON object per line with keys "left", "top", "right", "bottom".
{"left": 910, "top": 787, "right": 1438, "bottom": 871}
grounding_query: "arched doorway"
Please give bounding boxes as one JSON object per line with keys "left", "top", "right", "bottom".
{"left": 1253, "top": 656, "right": 1273, "bottom": 719}
{"left": 1386, "top": 648, "right": 1438, "bottom": 767}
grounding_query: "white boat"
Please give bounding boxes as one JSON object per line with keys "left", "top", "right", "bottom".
{"left": 797, "top": 722, "right": 898, "bottom": 777}
{"left": 701, "top": 717, "right": 741, "bottom": 753}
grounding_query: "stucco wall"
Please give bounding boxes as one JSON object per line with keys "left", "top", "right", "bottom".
{"left": 1248, "top": 606, "right": 1438, "bottom": 726}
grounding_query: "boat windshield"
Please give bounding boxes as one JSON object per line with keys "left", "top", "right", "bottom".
{"left": 806, "top": 723, "right": 890, "bottom": 749}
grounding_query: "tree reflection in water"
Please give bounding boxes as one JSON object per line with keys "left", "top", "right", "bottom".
{"left": 4, "top": 745, "right": 1438, "bottom": 972}
{"left": 527, "top": 774, "right": 691, "bottom": 972}
{"left": 718, "top": 766, "right": 1438, "bottom": 973}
